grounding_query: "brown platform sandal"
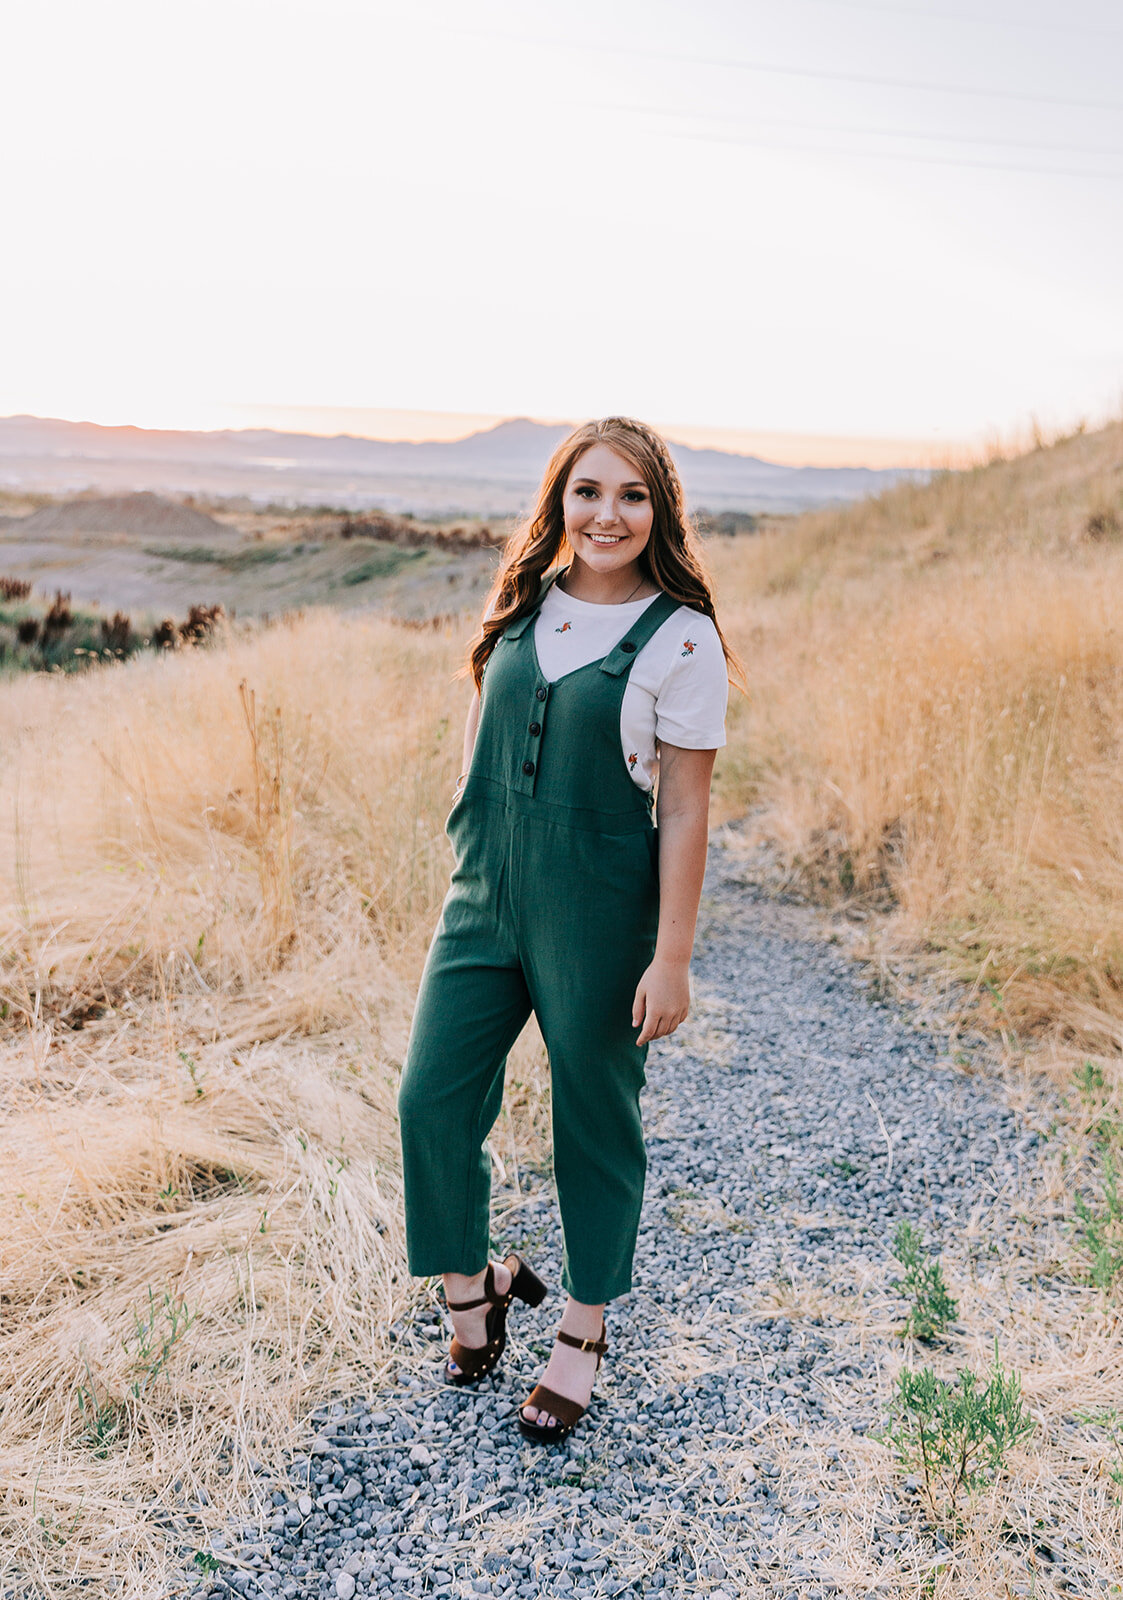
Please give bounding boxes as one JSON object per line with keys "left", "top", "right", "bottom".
{"left": 443, "top": 1252, "right": 548, "bottom": 1387}
{"left": 515, "top": 1319, "right": 608, "bottom": 1444}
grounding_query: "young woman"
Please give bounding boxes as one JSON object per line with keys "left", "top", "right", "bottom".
{"left": 397, "top": 415, "right": 743, "bottom": 1444}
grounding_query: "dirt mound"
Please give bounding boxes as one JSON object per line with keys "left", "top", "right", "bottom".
{"left": 10, "top": 493, "right": 230, "bottom": 542}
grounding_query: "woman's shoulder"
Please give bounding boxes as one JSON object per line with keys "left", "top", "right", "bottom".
{"left": 654, "top": 600, "right": 722, "bottom": 645}
{"left": 632, "top": 602, "right": 726, "bottom": 695}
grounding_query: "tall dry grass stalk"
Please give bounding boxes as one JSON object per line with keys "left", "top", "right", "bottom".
{"left": 0, "top": 611, "right": 550, "bottom": 1592}
{"left": 709, "top": 419, "right": 1123, "bottom": 1080}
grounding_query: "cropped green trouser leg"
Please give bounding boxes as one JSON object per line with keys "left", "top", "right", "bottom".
{"left": 397, "top": 579, "right": 680, "bottom": 1304}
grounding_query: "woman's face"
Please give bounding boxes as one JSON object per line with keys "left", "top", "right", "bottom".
{"left": 561, "top": 443, "right": 654, "bottom": 579}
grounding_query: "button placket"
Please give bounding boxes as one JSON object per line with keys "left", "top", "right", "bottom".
{"left": 518, "top": 682, "right": 549, "bottom": 794}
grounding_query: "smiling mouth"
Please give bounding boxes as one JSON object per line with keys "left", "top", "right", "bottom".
{"left": 587, "top": 532, "right": 624, "bottom": 545}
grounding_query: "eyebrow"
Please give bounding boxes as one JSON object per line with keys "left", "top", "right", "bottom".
{"left": 571, "top": 477, "right": 648, "bottom": 488}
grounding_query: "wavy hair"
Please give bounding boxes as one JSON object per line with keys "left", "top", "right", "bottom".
{"left": 464, "top": 416, "right": 746, "bottom": 693}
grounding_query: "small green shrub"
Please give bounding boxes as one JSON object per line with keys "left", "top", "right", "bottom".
{"left": 1076, "top": 1059, "right": 1107, "bottom": 1100}
{"left": 891, "top": 1221, "right": 959, "bottom": 1341}
{"left": 179, "top": 1047, "right": 206, "bottom": 1099}
{"left": 125, "top": 1287, "right": 196, "bottom": 1401}
{"left": 74, "top": 1361, "right": 125, "bottom": 1457}
{"left": 1073, "top": 1143, "right": 1123, "bottom": 1291}
{"left": 876, "top": 1341, "right": 1035, "bottom": 1523}
{"left": 1067, "top": 1061, "right": 1123, "bottom": 1291}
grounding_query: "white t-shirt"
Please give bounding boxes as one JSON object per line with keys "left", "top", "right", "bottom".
{"left": 532, "top": 583, "right": 728, "bottom": 791}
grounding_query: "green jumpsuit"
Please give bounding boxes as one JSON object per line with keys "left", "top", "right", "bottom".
{"left": 397, "top": 573, "right": 682, "bottom": 1304}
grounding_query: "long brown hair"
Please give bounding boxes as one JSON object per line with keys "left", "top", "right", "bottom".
{"left": 464, "top": 416, "right": 747, "bottom": 692}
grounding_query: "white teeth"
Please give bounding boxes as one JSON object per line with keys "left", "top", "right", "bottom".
{"left": 589, "top": 534, "right": 622, "bottom": 544}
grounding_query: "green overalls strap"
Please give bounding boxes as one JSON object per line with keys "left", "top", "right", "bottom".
{"left": 398, "top": 574, "right": 682, "bottom": 1303}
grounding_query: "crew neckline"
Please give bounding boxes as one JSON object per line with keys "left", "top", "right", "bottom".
{"left": 549, "top": 577, "right": 661, "bottom": 610}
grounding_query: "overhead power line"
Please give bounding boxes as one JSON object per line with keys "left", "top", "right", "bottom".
{"left": 451, "top": 24, "right": 1123, "bottom": 115}
{"left": 660, "top": 121, "right": 1123, "bottom": 180}
{"left": 626, "top": 103, "right": 1123, "bottom": 161}
{"left": 799, "top": 0, "right": 1123, "bottom": 41}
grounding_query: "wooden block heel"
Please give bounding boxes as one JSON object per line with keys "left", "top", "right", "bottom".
{"left": 510, "top": 1258, "right": 548, "bottom": 1308}
{"left": 442, "top": 1252, "right": 547, "bottom": 1387}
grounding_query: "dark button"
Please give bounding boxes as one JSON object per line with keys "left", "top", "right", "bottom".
{"left": 535, "top": 686, "right": 548, "bottom": 701}
{"left": 529, "top": 721, "right": 541, "bottom": 736}
{"left": 620, "top": 640, "right": 636, "bottom": 653}
{"left": 522, "top": 760, "right": 535, "bottom": 776}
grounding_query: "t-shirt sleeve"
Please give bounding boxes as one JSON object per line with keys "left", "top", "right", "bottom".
{"left": 653, "top": 611, "right": 729, "bottom": 749}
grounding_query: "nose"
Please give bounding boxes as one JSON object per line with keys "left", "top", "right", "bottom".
{"left": 595, "top": 499, "right": 619, "bottom": 526}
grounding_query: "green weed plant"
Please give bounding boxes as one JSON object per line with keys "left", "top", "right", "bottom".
{"left": 126, "top": 1287, "right": 196, "bottom": 1403}
{"left": 876, "top": 1340, "right": 1035, "bottom": 1524}
{"left": 74, "top": 1361, "right": 125, "bottom": 1458}
{"left": 75, "top": 1288, "right": 195, "bottom": 1456}
{"left": 1074, "top": 1145, "right": 1123, "bottom": 1290}
{"left": 1069, "top": 1061, "right": 1123, "bottom": 1291}
{"left": 891, "top": 1221, "right": 959, "bottom": 1342}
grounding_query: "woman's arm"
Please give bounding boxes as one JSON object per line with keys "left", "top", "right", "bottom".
{"left": 632, "top": 742, "right": 717, "bottom": 1046}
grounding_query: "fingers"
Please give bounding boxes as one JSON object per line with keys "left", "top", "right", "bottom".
{"left": 635, "top": 1006, "right": 689, "bottom": 1046}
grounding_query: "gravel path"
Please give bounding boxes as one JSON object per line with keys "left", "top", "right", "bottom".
{"left": 192, "top": 833, "right": 1053, "bottom": 1599}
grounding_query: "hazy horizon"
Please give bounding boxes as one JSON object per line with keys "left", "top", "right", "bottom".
{"left": 0, "top": 402, "right": 1031, "bottom": 472}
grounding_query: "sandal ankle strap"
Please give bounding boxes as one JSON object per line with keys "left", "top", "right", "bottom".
{"left": 446, "top": 1261, "right": 509, "bottom": 1313}
{"left": 555, "top": 1325, "right": 608, "bottom": 1356}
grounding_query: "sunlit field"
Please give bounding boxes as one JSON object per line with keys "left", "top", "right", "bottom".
{"left": 1, "top": 418, "right": 1121, "bottom": 1592}
{"left": 710, "top": 418, "right": 1123, "bottom": 1081}
{"left": 0, "top": 614, "right": 549, "bottom": 1588}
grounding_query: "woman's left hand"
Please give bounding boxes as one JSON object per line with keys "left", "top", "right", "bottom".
{"left": 632, "top": 958, "right": 691, "bottom": 1046}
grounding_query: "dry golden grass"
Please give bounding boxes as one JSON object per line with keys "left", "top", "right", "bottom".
{"left": 3, "top": 416, "right": 1122, "bottom": 1593}
{"left": 0, "top": 611, "right": 550, "bottom": 1592}
{"left": 709, "top": 417, "right": 1123, "bottom": 1085}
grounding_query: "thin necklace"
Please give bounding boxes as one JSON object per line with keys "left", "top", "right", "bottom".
{"left": 557, "top": 565, "right": 650, "bottom": 604}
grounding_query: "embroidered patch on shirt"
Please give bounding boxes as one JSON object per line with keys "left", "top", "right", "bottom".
{"left": 681, "top": 639, "right": 696, "bottom": 656}
{"left": 627, "top": 751, "right": 638, "bottom": 769}
{"left": 555, "top": 621, "right": 572, "bottom": 633}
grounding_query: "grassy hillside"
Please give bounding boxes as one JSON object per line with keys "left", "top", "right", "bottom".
{"left": 709, "top": 418, "right": 1123, "bottom": 1078}
{"left": 1, "top": 420, "right": 1121, "bottom": 1591}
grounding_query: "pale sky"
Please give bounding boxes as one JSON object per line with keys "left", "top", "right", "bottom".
{"left": 2, "top": 0, "right": 1120, "bottom": 464}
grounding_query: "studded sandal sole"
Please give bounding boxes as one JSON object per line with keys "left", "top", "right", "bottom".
{"left": 515, "top": 1320, "right": 608, "bottom": 1444}
{"left": 443, "top": 1252, "right": 548, "bottom": 1387}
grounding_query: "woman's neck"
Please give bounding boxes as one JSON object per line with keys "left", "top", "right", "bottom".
{"left": 555, "top": 558, "right": 659, "bottom": 606}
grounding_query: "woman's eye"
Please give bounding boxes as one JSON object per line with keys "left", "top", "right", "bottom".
{"left": 623, "top": 492, "right": 647, "bottom": 502}
{"left": 574, "top": 486, "right": 597, "bottom": 498}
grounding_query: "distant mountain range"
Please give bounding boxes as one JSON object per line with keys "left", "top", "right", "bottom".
{"left": 0, "top": 414, "right": 928, "bottom": 516}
